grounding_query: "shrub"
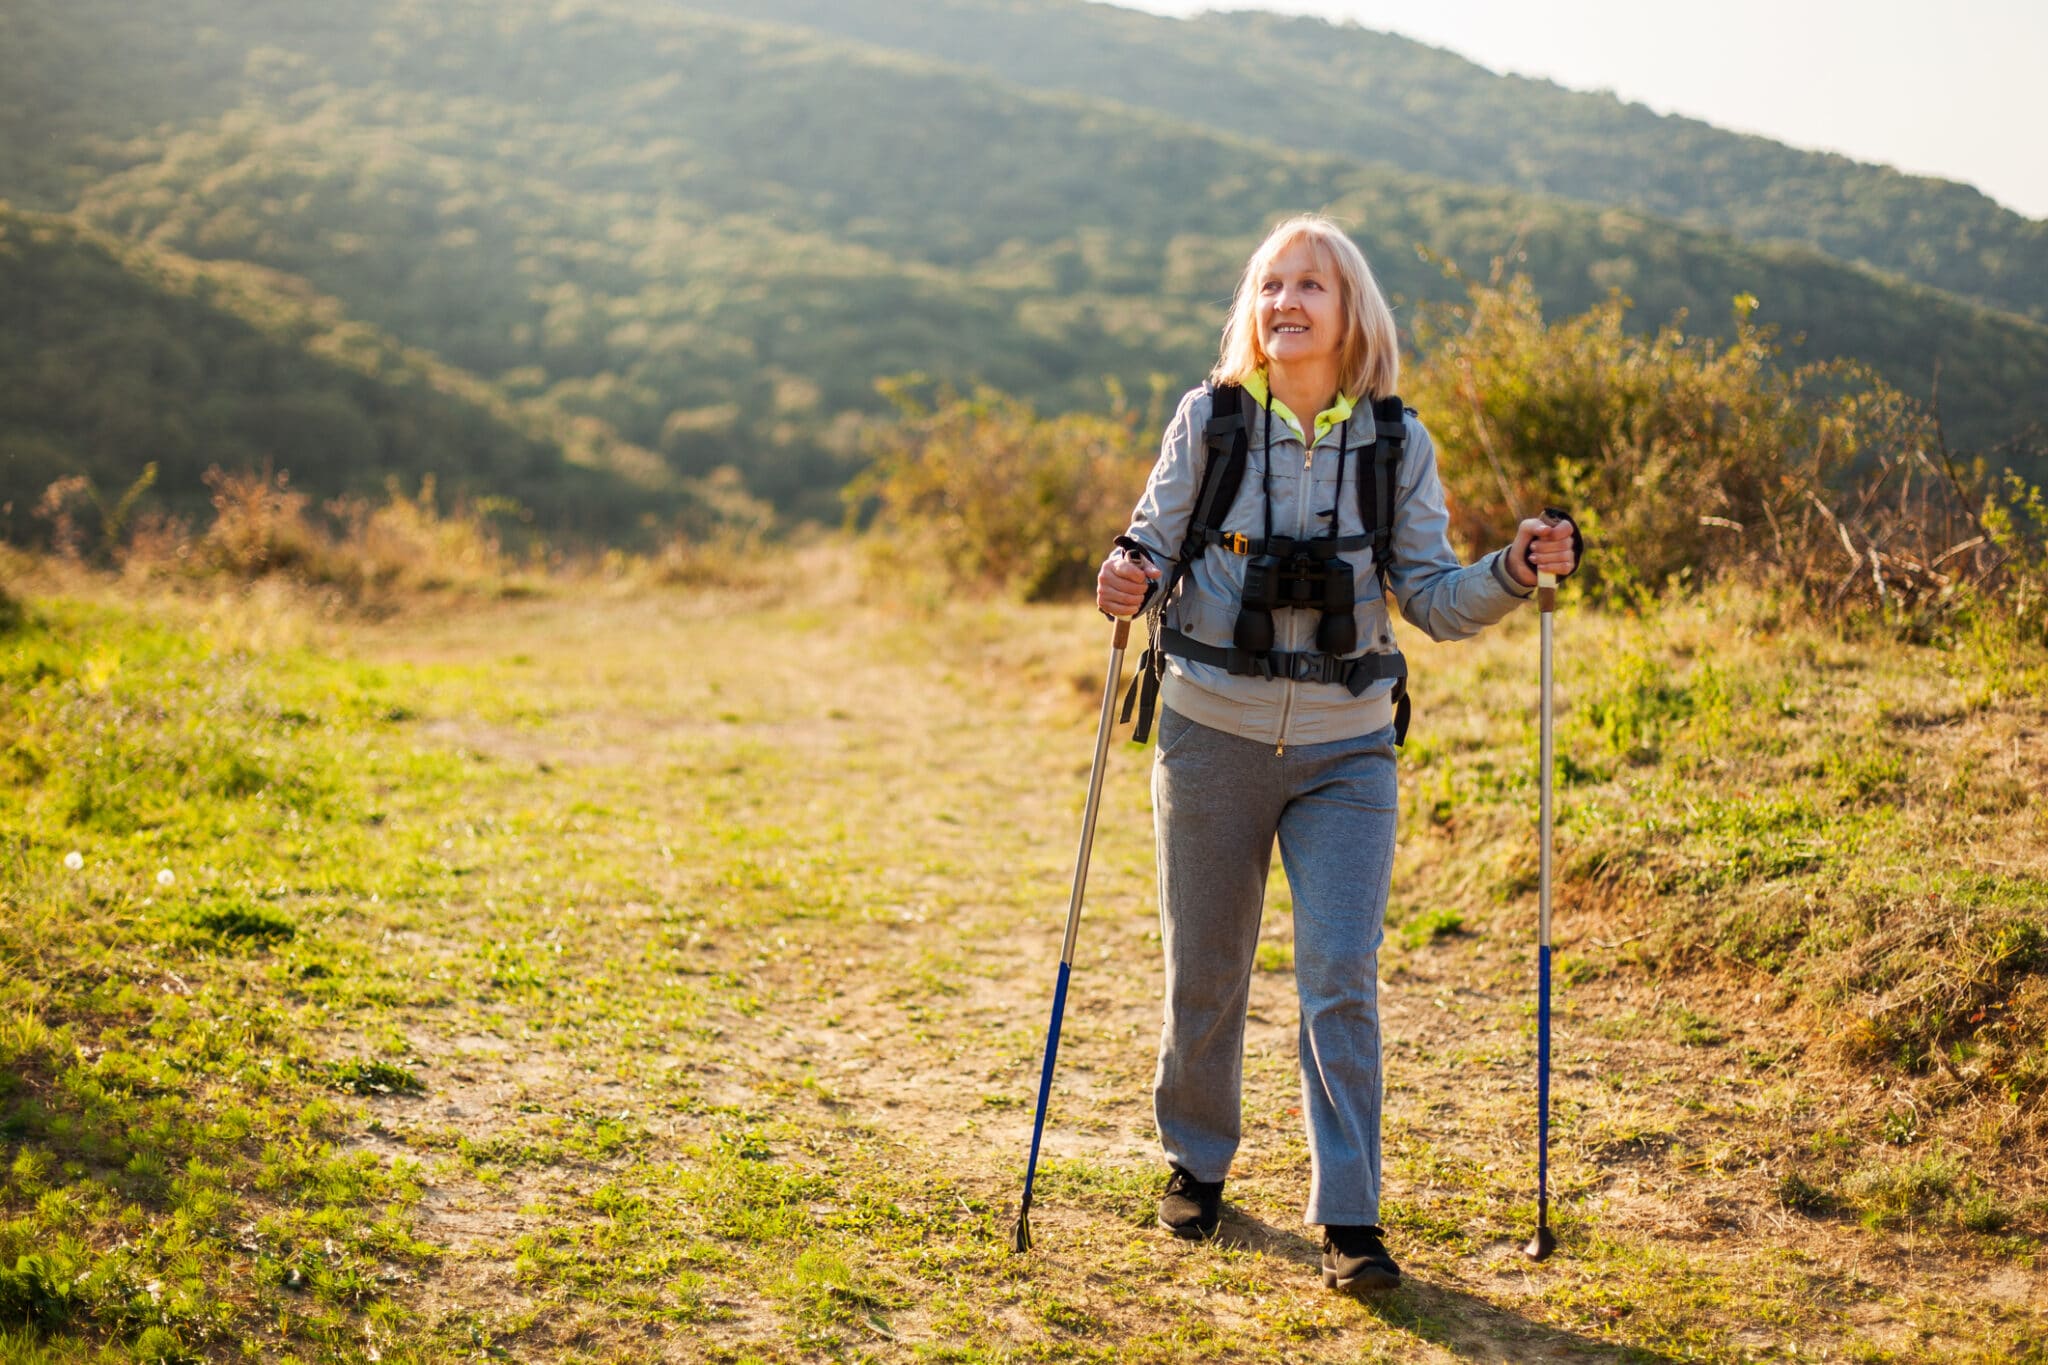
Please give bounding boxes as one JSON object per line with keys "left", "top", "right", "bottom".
{"left": 322, "top": 474, "right": 517, "bottom": 595}
{"left": 200, "top": 464, "right": 326, "bottom": 578}
{"left": 129, "top": 464, "right": 547, "bottom": 603}
{"left": 1403, "top": 272, "right": 2030, "bottom": 628}
{"left": 847, "top": 380, "right": 1152, "bottom": 602}
{"left": 30, "top": 464, "right": 159, "bottom": 565}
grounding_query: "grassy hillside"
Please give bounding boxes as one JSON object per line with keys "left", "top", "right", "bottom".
{"left": 682, "top": 0, "right": 2048, "bottom": 324}
{"left": 1, "top": 0, "right": 2044, "bottom": 530}
{"left": 2, "top": 556, "right": 2043, "bottom": 1360}
{"left": 0, "top": 205, "right": 708, "bottom": 544}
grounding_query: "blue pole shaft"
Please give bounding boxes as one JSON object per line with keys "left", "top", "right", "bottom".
{"left": 1018, "top": 962, "right": 1072, "bottom": 1219}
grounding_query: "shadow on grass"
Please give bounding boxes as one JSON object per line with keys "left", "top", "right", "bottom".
{"left": 1215, "top": 1210, "right": 1684, "bottom": 1363}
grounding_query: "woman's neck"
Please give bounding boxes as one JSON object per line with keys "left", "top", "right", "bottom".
{"left": 1266, "top": 361, "right": 1339, "bottom": 430}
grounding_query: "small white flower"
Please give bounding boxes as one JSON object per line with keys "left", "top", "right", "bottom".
{"left": 157, "top": 868, "right": 175, "bottom": 887}
{"left": 63, "top": 851, "right": 84, "bottom": 871}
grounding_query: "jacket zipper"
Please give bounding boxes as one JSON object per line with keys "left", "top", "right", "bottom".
{"left": 1274, "top": 417, "right": 1321, "bottom": 755}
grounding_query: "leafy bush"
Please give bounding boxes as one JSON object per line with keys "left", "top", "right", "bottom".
{"left": 847, "top": 381, "right": 1152, "bottom": 602}
{"left": 1403, "top": 273, "right": 2041, "bottom": 634}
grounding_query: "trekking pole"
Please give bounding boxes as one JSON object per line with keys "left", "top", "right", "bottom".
{"left": 1012, "top": 615, "right": 1130, "bottom": 1254}
{"left": 1525, "top": 510, "right": 1566, "bottom": 1263}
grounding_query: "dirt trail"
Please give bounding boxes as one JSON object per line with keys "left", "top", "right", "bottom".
{"left": 345, "top": 584, "right": 2044, "bottom": 1363}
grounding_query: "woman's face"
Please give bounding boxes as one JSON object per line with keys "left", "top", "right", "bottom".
{"left": 1255, "top": 238, "right": 1344, "bottom": 373}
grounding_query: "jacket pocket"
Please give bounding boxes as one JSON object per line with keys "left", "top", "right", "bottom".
{"left": 1174, "top": 589, "right": 1239, "bottom": 648}
{"left": 1349, "top": 591, "right": 1395, "bottom": 654}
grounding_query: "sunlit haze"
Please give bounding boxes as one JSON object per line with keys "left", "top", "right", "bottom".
{"left": 1111, "top": 0, "right": 2048, "bottom": 219}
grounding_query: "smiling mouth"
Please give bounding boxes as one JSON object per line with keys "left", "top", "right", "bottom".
{"left": 1274, "top": 325, "right": 1308, "bottom": 334}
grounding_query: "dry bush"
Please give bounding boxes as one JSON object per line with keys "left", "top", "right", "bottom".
{"left": 847, "top": 381, "right": 1151, "bottom": 602}
{"left": 200, "top": 464, "right": 327, "bottom": 578}
{"left": 25, "top": 456, "right": 791, "bottom": 609}
{"left": 323, "top": 476, "right": 516, "bottom": 596}
{"left": 118, "top": 509, "right": 196, "bottom": 583}
{"left": 33, "top": 476, "right": 94, "bottom": 561}
{"left": 32, "top": 465, "right": 158, "bottom": 565}
{"left": 183, "top": 465, "right": 545, "bottom": 604}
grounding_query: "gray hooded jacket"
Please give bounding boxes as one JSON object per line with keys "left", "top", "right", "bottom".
{"left": 1123, "top": 384, "right": 1532, "bottom": 749}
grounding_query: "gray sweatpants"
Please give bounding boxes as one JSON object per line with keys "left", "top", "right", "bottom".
{"left": 1151, "top": 706, "right": 1398, "bottom": 1227}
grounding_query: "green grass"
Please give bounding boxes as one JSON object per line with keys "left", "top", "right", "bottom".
{"left": 0, "top": 598, "right": 473, "bottom": 1360}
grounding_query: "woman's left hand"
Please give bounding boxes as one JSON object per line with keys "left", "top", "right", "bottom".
{"left": 1507, "top": 515, "right": 1579, "bottom": 589}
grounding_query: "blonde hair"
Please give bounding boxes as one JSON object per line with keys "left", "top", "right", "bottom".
{"left": 1212, "top": 215, "right": 1400, "bottom": 401}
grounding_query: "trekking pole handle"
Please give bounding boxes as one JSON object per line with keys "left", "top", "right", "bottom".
{"left": 1535, "top": 507, "right": 1567, "bottom": 612}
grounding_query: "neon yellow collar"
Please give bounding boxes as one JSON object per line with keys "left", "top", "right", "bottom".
{"left": 1242, "top": 370, "right": 1356, "bottom": 445}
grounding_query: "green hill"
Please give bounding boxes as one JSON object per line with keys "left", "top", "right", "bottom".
{"left": 0, "top": 206, "right": 688, "bottom": 541}
{"left": 2, "top": 0, "right": 2045, "bottom": 527}
{"left": 679, "top": 0, "right": 2048, "bottom": 324}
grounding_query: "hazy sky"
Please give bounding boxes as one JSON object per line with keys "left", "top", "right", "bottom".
{"left": 1114, "top": 0, "right": 2048, "bottom": 220}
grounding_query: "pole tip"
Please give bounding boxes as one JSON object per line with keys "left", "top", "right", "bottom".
{"left": 1011, "top": 1212, "right": 1032, "bottom": 1254}
{"left": 1523, "top": 1226, "right": 1556, "bottom": 1262}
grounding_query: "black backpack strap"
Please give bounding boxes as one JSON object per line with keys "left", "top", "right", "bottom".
{"left": 1363, "top": 397, "right": 1411, "bottom": 745}
{"left": 1158, "top": 629, "right": 1407, "bottom": 696}
{"left": 1358, "top": 395, "right": 1407, "bottom": 588}
{"left": 1125, "top": 383, "right": 1250, "bottom": 745}
{"left": 1119, "top": 651, "right": 1161, "bottom": 743}
{"left": 1183, "top": 383, "right": 1250, "bottom": 563}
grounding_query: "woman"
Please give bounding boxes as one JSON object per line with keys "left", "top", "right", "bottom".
{"left": 1096, "top": 215, "right": 1579, "bottom": 1293}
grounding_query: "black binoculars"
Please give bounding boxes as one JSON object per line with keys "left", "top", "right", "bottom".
{"left": 1234, "top": 549, "right": 1356, "bottom": 657}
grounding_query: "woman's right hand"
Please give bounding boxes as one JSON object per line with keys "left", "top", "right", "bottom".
{"left": 1097, "top": 550, "right": 1161, "bottom": 618}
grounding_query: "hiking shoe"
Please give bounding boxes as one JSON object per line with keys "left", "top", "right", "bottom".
{"left": 1157, "top": 1166, "right": 1224, "bottom": 1239}
{"left": 1321, "top": 1224, "right": 1400, "bottom": 1291}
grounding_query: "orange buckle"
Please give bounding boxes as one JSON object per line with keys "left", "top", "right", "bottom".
{"left": 1221, "top": 532, "right": 1249, "bottom": 555}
